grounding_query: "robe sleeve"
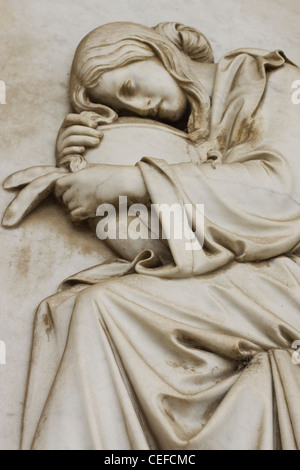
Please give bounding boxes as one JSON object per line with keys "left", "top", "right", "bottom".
{"left": 135, "top": 59, "right": 300, "bottom": 278}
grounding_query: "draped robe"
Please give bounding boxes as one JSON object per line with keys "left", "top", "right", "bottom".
{"left": 22, "top": 49, "right": 300, "bottom": 450}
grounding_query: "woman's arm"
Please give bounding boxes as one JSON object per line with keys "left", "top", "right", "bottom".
{"left": 134, "top": 64, "right": 300, "bottom": 277}
{"left": 55, "top": 164, "right": 148, "bottom": 221}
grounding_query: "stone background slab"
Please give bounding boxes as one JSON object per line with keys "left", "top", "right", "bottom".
{"left": 0, "top": 0, "right": 299, "bottom": 449}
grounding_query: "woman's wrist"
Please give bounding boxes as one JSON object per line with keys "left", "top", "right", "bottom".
{"left": 93, "top": 164, "right": 148, "bottom": 206}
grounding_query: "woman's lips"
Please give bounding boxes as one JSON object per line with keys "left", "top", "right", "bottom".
{"left": 148, "top": 100, "right": 163, "bottom": 118}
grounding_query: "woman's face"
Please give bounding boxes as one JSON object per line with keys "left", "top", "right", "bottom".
{"left": 87, "top": 58, "right": 188, "bottom": 122}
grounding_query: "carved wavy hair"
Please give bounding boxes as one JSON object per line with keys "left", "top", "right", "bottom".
{"left": 70, "top": 22, "right": 214, "bottom": 142}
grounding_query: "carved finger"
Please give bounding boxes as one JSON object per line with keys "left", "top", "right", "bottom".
{"left": 65, "top": 198, "right": 79, "bottom": 212}
{"left": 62, "top": 113, "right": 96, "bottom": 128}
{"left": 61, "top": 188, "right": 75, "bottom": 205}
{"left": 80, "top": 111, "right": 106, "bottom": 128}
{"left": 54, "top": 175, "right": 73, "bottom": 199}
{"left": 59, "top": 125, "right": 103, "bottom": 140}
{"left": 2, "top": 172, "right": 64, "bottom": 228}
{"left": 62, "top": 112, "right": 103, "bottom": 129}
{"left": 3, "top": 166, "right": 67, "bottom": 189}
{"left": 59, "top": 146, "right": 86, "bottom": 159}
{"left": 60, "top": 135, "right": 101, "bottom": 151}
{"left": 70, "top": 207, "right": 89, "bottom": 221}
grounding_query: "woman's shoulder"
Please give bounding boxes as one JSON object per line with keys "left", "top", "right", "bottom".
{"left": 218, "top": 48, "right": 299, "bottom": 106}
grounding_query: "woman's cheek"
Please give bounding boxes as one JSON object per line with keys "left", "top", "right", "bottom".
{"left": 164, "top": 92, "right": 188, "bottom": 122}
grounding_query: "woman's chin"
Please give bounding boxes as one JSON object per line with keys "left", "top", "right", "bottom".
{"left": 159, "top": 105, "right": 187, "bottom": 123}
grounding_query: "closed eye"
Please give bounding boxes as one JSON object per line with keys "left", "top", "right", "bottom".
{"left": 120, "top": 78, "right": 135, "bottom": 98}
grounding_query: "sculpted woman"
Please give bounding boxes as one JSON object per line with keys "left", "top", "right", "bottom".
{"left": 4, "top": 22, "right": 300, "bottom": 450}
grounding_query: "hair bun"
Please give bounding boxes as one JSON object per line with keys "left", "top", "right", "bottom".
{"left": 153, "top": 22, "right": 214, "bottom": 63}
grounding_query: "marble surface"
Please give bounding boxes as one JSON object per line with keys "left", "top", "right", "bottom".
{"left": 0, "top": 0, "right": 300, "bottom": 450}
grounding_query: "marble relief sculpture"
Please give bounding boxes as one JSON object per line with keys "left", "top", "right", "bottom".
{"left": 2, "top": 22, "right": 300, "bottom": 450}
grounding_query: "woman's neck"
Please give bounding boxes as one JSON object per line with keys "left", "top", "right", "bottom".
{"left": 187, "top": 59, "right": 217, "bottom": 98}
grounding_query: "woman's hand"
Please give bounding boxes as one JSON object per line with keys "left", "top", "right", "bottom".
{"left": 56, "top": 112, "right": 104, "bottom": 166}
{"left": 55, "top": 164, "right": 148, "bottom": 221}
